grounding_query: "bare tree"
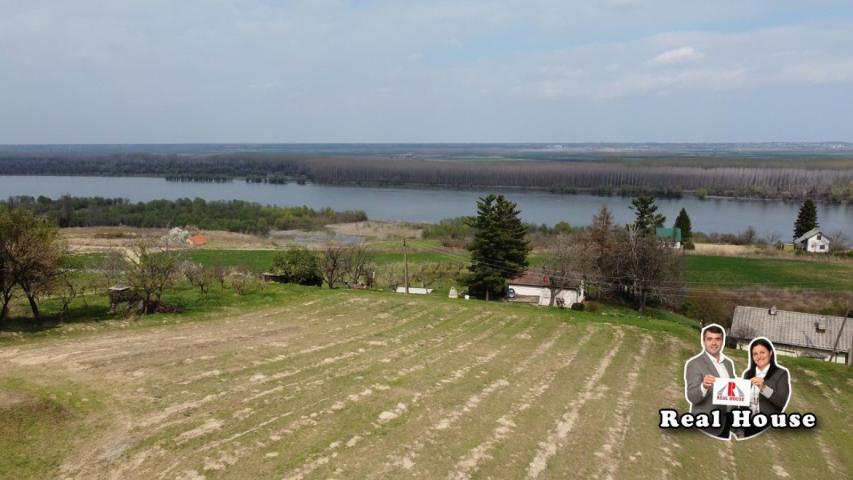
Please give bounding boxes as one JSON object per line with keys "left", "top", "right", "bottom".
{"left": 125, "top": 240, "right": 180, "bottom": 314}
{"left": 764, "top": 232, "right": 783, "bottom": 250}
{"left": 0, "top": 210, "right": 15, "bottom": 322}
{"left": 827, "top": 231, "right": 850, "bottom": 254}
{"left": 615, "top": 226, "right": 684, "bottom": 313}
{"left": 98, "top": 250, "right": 129, "bottom": 284}
{"left": 182, "top": 261, "right": 214, "bottom": 296}
{"left": 55, "top": 273, "right": 78, "bottom": 321}
{"left": 319, "top": 243, "right": 351, "bottom": 288}
{"left": 227, "top": 267, "right": 252, "bottom": 295}
{"left": 738, "top": 226, "right": 757, "bottom": 245}
{"left": 541, "top": 233, "right": 585, "bottom": 307}
{"left": 343, "top": 243, "right": 370, "bottom": 287}
{"left": 210, "top": 258, "right": 228, "bottom": 289}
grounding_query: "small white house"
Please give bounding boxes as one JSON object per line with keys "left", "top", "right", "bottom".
{"left": 507, "top": 271, "right": 584, "bottom": 308}
{"left": 794, "top": 228, "right": 831, "bottom": 253}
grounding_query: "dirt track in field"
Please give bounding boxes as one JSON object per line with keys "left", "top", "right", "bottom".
{"left": 0, "top": 292, "right": 849, "bottom": 479}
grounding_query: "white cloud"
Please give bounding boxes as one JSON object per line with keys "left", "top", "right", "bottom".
{"left": 650, "top": 46, "right": 704, "bottom": 65}
{"left": 1, "top": 2, "right": 852, "bottom": 142}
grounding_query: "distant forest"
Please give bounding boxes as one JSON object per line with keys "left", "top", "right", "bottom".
{"left": 4, "top": 196, "right": 367, "bottom": 234}
{"left": 1, "top": 153, "right": 852, "bottom": 201}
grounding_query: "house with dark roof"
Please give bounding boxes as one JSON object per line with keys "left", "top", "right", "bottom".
{"left": 793, "top": 228, "right": 830, "bottom": 253}
{"left": 730, "top": 305, "right": 852, "bottom": 364}
{"left": 507, "top": 270, "right": 584, "bottom": 308}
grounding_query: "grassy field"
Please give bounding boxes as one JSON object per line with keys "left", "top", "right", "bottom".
{"left": 184, "top": 244, "right": 465, "bottom": 274}
{"left": 71, "top": 236, "right": 853, "bottom": 291}
{"left": 182, "top": 248, "right": 853, "bottom": 291}
{"left": 685, "top": 255, "right": 853, "bottom": 291}
{"left": 0, "top": 286, "right": 849, "bottom": 479}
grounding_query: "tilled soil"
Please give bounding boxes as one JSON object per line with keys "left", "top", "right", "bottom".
{"left": 0, "top": 291, "right": 848, "bottom": 479}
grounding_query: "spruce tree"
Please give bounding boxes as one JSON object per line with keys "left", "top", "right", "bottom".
{"left": 793, "top": 199, "right": 818, "bottom": 239}
{"left": 467, "top": 194, "right": 530, "bottom": 300}
{"left": 674, "top": 208, "right": 693, "bottom": 248}
{"left": 630, "top": 196, "right": 666, "bottom": 234}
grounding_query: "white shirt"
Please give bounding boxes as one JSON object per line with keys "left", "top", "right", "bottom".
{"left": 750, "top": 364, "right": 773, "bottom": 413}
{"left": 700, "top": 351, "right": 730, "bottom": 397}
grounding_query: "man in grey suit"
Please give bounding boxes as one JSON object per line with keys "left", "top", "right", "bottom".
{"left": 684, "top": 324, "right": 736, "bottom": 439}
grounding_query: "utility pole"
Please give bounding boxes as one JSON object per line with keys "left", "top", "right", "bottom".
{"left": 403, "top": 239, "right": 409, "bottom": 294}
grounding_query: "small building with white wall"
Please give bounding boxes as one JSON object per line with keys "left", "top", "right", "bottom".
{"left": 507, "top": 270, "right": 584, "bottom": 308}
{"left": 655, "top": 227, "right": 683, "bottom": 249}
{"left": 793, "top": 228, "right": 831, "bottom": 253}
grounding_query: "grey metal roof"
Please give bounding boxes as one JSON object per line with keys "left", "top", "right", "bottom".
{"left": 730, "top": 305, "right": 852, "bottom": 353}
{"left": 793, "top": 228, "right": 822, "bottom": 244}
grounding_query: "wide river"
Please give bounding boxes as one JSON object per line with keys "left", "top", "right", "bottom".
{"left": 2, "top": 175, "right": 852, "bottom": 238}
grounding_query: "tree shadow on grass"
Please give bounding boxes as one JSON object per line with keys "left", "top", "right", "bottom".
{"left": 0, "top": 303, "right": 114, "bottom": 334}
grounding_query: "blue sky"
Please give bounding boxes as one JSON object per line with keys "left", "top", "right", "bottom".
{"left": 1, "top": 0, "right": 852, "bottom": 143}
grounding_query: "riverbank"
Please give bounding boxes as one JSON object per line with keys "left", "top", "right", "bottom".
{"left": 4, "top": 177, "right": 851, "bottom": 237}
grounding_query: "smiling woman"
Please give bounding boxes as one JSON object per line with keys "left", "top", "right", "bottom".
{"left": 738, "top": 337, "right": 792, "bottom": 438}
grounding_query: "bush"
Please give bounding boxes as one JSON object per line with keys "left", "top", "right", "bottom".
{"left": 682, "top": 289, "right": 735, "bottom": 329}
{"left": 423, "top": 217, "right": 474, "bottom": 247}
{"left": 271, "top": 248, "right": 323, "bottom": 286}
{"left": 227, "top": 268, "right": 253, "bottom": 295}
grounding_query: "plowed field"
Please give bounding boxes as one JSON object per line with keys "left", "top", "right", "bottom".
{"left": 0, "top": 290, "right": 849, "bottom": 479}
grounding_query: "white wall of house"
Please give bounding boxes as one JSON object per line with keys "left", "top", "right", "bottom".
{"left": 805, "top": 234, "right": 830, "bottom": 253}
{"left": 508, "top": 284, "right": 583, "bottom": 308}
{"left": 554, "top": 289, "right": 582, "bottom": 307}
{"left": 735, "top": 339, "right": 848, "bottom": 363}
{"left": 394, "top": 287, "right": 433, "bottom": 295}
{"left": 509, "top": 285, "right": 546, "bottom": 297}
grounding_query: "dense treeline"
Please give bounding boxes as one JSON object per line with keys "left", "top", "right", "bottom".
{"left": 0, "top": 153, "right": 309, "bottom": 178}
{"left": 165, "top": 175, "right": 232, "bottom": 183}
{"left": 5, "top": 196, "right": 367, "bottom": 234}
{"left": 306, "top": 158, "right": 853, "bottom": 202}
{"left": 2, "top": 154, "right": 853, "bottom": 201}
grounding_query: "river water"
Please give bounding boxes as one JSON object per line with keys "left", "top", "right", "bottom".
{"left": 1, "top": 176, "right": 851, "bottom": 238}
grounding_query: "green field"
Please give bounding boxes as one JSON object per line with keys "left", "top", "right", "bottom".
{"left": 184, "top": 245, "right": 466, "bottom": 274}
{"left": 0, "top": 286, "right": 850, "bottom": 479}
{"left": 183, "top": 249, "right": 853, "bottom": 291}
{"left": 685, "top": 255, "right": 853, "bottom": 291}
{"left": 68, "top": 248, "right": 853, "bottom": 296}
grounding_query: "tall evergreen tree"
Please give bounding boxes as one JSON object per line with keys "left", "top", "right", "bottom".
{"left": 793, "top": 199, "right": 818, "bottom": 239}
{"left": 466, "top": 194, "right": 530, "bottom": 300}
{"left": 630, "top": 196, "right": 666, "bottom": 234}
{"left": 674, "top": 208, "right": 693, "bottom": 248}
